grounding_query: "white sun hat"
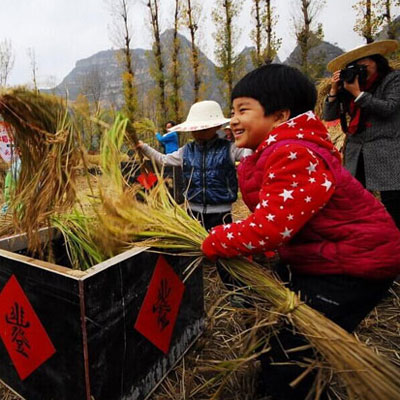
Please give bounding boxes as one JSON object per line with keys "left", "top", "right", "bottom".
{"left": 168, "top": 100, "right": 230, "bottom": 132}
{"left": 327, "top": 39, "right": 399, "bottom": 72}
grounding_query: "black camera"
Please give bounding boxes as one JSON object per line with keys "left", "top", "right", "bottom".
{"left": 339, "top": 64, "right": 368, "bottom": 84}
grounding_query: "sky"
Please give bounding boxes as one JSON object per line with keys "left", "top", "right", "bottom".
{"left": 0, "top": 0, "right": 395, "bottom": 87}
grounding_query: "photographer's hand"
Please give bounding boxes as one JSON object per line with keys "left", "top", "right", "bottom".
{"left": 344, "top": 76, "right": 362, "bottom": 98}
{"left": 328, "top": 71, "right": 341, "bottom": 102}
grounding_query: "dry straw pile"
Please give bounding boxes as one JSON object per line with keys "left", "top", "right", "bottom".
{"left": 0, "top": 88, "right": 81, "bottom": 252}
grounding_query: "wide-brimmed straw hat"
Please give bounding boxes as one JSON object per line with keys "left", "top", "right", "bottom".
{"left": 168, "top": 100, "right": 230, "bottom": 132}
{"left": 327, "top": 39, "right": 399, "bottom": 72}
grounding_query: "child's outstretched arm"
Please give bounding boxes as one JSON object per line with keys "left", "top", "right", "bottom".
{"left": 202, "top": 144, "right": 335, "bottom": 259}
{"left": 139, "top": 142, "right": 183, "bottom": 167}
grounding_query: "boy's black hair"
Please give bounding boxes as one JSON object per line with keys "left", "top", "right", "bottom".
{"left": 231, "top": 64, "right": 317, "bottom": 118}
{"left": 166, "top": 120, "right": 176, "bottom": 126}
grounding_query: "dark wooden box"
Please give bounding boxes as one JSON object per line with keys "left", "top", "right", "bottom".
{"left": 0, "top": 230, "right": 204, "bottom": 400}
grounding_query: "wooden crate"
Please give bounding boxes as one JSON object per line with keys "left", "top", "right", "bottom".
{"left": 0, "top": 229, "right": 204, "bottom": 400}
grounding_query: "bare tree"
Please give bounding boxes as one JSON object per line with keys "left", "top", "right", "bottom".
{"left": 264, "top": 0, "right": 281, "bottom": 64}
{"left": 147, "top": 0, "right": 168, "bottom": 126}
{"left": 376, "top": 0, "right": 399, "bottom": 39}
{"left": 0, "top": 39, "right": 15, "bottom": 87}
{"left": 250, "top": 0, "right": 264, "bottom": 67}
{"left": 212, "top": 0, "right": 244, "bottom": 107}
{"left": 79, "top": 66, "right": 105, "bottom": 112}
{"left": 43, "top": 75, "right": 58, "bottom": 94}
{"left": 293, "top": 0, "right": 325, "bottom": 79}
{"left": 250, "top": 0, "right": 281, "bottom": 67}
{"left": 106, "top": 0, "right": 139, "bottom": 145}
{"left": 27, "top": 47, "right": 39, "bottom": 93}
{"left": 353, "top": 0, "right": 382, "bottom": 43}
{"left": 169, "top": 0, "right": 183, "bottom": 123}
{"left": 185, "top": 0, "right": 202, "bottom": 102}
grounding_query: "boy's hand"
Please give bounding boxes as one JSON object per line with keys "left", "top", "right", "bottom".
{"left": 201, "top": 241, "right": 218, "bottom": 263}
{"left": 136, "top": 140, "right": 144, "bottom": 149}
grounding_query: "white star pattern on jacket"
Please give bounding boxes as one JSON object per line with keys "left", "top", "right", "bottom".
{"left": 279, "top": 189, "right": 294, "bottom": 202}
{"left": 203, "top": 142, "right": 335, "bottom": 258}
{"left": 266, "top": 134, "right": 278, "bottom": 145}
{"left": 321, "top": 177, "right": 333, "bottom": 191}
{"left": 306, "top": 161, "right": 318, "bottom": 174}
{"left": 305, "top": 111, "right": 317, "bottom": 120}
{"left": 280, "top": 227, "right": 293, "bottom": 238}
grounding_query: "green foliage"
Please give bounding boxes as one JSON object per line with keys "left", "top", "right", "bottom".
{"left": 122, "top": 69, "right": 137, "bottom": 121}
{"left": 212, "top": 0, "right": 245, "bottom": 110}
{"left": 147, "top": 0, "right": 167, "bottom": 128}
{"left": 168, "top": 0, "right": 184, "bottom": 123}
{"left": 293, "top": 0, "right": 326, "bottom": 80}
{"left": 184, "top": 0, "right": 203, "bottom": 102}
{"left": 250, "top": 0, "right": 281, "bottom": 67}
{"left": 353, "top": 0, "right": 383, "bottom": 43}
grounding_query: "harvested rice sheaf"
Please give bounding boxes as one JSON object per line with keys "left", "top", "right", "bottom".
{"left": 0, "top": 88, "right": 82, "bottom": 252}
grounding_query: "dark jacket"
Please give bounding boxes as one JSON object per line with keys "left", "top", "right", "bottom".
{"left": 323, "top": 70, "right": 400, "bottom": 191}
{"left": 182, "top": 138, "right": 238, "bottom": 208}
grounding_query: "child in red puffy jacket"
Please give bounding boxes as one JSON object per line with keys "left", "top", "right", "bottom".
{"left": 201, "top": 64, "right": 400, "bottom": 400}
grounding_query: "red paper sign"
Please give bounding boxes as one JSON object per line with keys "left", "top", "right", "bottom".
{"left": 134, "top": 256, "right": 185, "bottom": 354}
{"left": 137, "top": 171, "right": 158, "bottom": 189}
{"left": 0, "top": 275, "right": 56, "bottom": 380}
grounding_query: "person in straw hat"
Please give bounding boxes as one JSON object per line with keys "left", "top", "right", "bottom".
{"left": 137, "top": 100, "right": 251, "bottom": 231}
{"left": 222, "top": 124, "right": 234, "bottom": 141}
{"left": 201, "top": 63, "right": 400, "bottom": 399}
{"left": 323, "top": 39, "right": 400, "bottom": 229}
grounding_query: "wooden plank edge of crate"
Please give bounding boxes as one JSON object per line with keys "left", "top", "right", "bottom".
{"left": 0, "top": 236, "right": 150, "bottom": 280}
{"left": 0, "top": 378, "right": 27, "bottom": 400}
{"left": 0, "top": 248, "right": 85, "bottom": 278}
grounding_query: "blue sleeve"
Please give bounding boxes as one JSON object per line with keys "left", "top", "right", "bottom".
{"left": 155, "top": 132, "right": 165, "bottom": 143}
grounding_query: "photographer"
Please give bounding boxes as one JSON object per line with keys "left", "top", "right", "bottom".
{"left": 323, "top": 40, "right": 400, "bottom": 229}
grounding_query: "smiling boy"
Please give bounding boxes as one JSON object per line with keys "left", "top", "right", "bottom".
{"left": 201, "top": 64, "right": 400, "bottom": 399}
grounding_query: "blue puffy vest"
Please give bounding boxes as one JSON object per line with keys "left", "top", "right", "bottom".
{"left": 182, "top": 137, "right": 238, "bottom": 206}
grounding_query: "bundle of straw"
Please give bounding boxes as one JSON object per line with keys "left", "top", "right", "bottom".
{"left": 51, "top": 211, "right": 106, "bottom": 270}
{"left": 315, "top": 77, "right": 332, "bottom": 119}
{"left": 0, "top": 88, "right": 82, "bottom": 252}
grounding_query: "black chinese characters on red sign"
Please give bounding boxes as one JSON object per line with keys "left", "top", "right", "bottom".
{"left": 6, "top": 302, "right": 31, "bottom": 358}
{"left": 0, "top": 275, "right": 56, "bottom": 380}
{"left": 135, "top": 256, "right": 185, "bottom": 354}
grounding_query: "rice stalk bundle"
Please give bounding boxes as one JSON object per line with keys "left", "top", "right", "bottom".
{"left": 51, "top": 211, "right": 106, "bottom": 270}
{"left": 328, "top": 123, "right": 346, "bottom": 152}
{"left": 315, "top": 77, "right": 332, "bottom": 119}
{"left": 0, "top": 88, "right": 81, "bottom": 252}
{"left": 0, "top": 212, "right": 16, "bottom": 238}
